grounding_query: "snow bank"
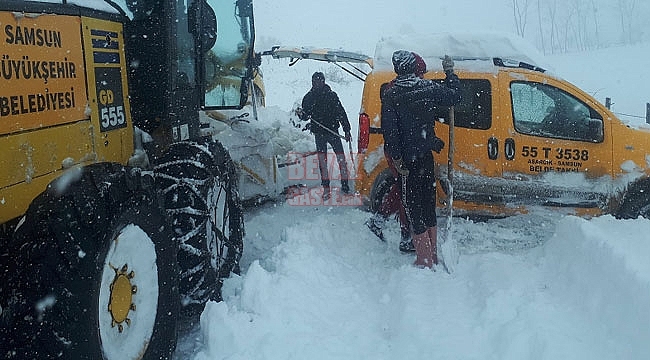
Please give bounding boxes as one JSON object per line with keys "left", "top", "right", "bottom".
{"left": 187, "top": 205, "right": 650, "bottom": 360}
{"left": 542, "top": 215, "right": 650, "bottom": 359}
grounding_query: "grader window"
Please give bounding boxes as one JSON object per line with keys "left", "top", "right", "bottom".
{"left": 203, "top": 0, "right": 254, "bottom": 109}
{"left": 175, "top": 0, "right": 198, "bottom": 87}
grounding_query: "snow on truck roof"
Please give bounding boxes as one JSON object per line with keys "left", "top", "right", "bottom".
{"left": 373, "top": 32, "right": 552, "bottom": 73}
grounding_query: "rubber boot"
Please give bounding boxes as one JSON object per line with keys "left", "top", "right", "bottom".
{"left": 427, "top": 226, "right": 438, "bottom": 265}
{"left": 412, "top": 231, "right": 434, "bottom": 269}
{"left": 322, "top": 185, "right": 331, "bottom": 201}
{"left": 341, "top": 180, "right": 350, "bottom": 194}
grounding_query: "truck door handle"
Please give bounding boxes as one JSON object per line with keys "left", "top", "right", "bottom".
{"left": 505, "top": 138, "right": 515, "bottom": 160}
{"left": 487, "top": 137, "right": 498, "bottom": 160}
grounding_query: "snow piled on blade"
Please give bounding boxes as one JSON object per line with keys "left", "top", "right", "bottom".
{"left": 373, "top": 32, "right": 552, "bottom": 73}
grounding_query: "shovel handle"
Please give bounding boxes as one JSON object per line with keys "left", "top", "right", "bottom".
{"left": 447, "top": 106, "right": 455, "bottom": 203}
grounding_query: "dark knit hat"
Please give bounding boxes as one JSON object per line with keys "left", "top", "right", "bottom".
{"left": 392, "top": 50, "right": 416, "bottom": 75}
{"left": 412, "top": 52, "right": 426, "bottom": 77}
{"left": 312, "top": 72, "right": 325, "bottom": 81}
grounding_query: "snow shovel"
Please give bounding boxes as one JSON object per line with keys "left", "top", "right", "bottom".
{"left": 347, "top": 135, "right": 357, "bottom": 180}
{"left": 439, "top": 106, "right": 459, "bottom": 274}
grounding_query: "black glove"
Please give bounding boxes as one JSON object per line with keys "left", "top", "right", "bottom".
{"left": 442, "top": 55, "right": 454, "bottom": 74}
{"left": 295, "top": 107, "right": 306, "bottom": 120}
{"left": 393, "top": 157, "right": 409, "bottom": 176}
{"left": 432, "top": 136, "right": 445, "bottom": 153}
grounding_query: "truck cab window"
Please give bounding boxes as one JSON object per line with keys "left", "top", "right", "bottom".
{"left": 432, "top": 79, "right": 492, "bottom": 130}
{"left": 511, "top": 81, "right": 603, "bottom": 143}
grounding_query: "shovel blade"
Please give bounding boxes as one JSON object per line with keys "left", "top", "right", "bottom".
{"left": 438, "top": 237, "right": 458, "bottom": 274}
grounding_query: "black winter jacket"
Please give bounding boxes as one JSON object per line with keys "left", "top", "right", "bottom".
{"left": 381, "top": 73, "right": 461, "bottom": 161}
{"left": 301, "top": 84, "right": 351, "bottom": 136}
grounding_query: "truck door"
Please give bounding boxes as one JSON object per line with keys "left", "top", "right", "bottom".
{"left": 435, "top": 75, "right": 505, "bottom": 210}
{"left": 497, "top": 70, "right": 613, "bottom": 211}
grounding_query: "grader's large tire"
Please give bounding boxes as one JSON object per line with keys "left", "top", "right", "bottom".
{"left": 0, "top": 163, "right": 179, "bottom": 359}
{"left": 154, "top": 140, "right": 244, "bottom": 311}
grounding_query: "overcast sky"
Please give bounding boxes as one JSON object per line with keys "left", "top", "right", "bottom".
{"left": 253, "top": 0, "right": 514, "bottom": 55}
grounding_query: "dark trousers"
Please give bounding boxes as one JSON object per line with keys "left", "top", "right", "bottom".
{"left": 378, "top": 156, "right": 410, "bottom": 236}
{"left": 400, "top": 152, "right": 437, "bottom": 235}
{"left": 315, "top": 132, "right": 349, "bottom": 188}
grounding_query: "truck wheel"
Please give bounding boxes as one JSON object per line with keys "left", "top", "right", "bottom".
{"left": 96, "top": 201, "right": 178, "bottom": 360}
{"left": 155, "top": 140, "right": 244, "bottom": 311}
{"left": 1, "top": 163, "right": 178, "bottom": 359}
{"left": 617, "top": 184, "right": 650, "bottom": 219}
{"left": 369, "top": 168, "right": 397, "bottom": 213}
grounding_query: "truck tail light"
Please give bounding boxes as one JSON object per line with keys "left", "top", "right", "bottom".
{"left": 358, "top": 113, "right": 370, "bottom": 154}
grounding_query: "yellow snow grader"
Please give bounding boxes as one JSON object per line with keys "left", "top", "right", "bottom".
{"left": 0, "top": 0, "right": 256, "bottom": 358}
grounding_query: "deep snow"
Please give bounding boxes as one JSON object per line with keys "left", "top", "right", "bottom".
{"left": 173, "top": 39, "right": 650, "bottom": 360}
{"left": 180, "top": 205, "right": 650, "bottom": 359}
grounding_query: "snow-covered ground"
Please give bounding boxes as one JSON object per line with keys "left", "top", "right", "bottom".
{"left": 173, "top": 39, "right": 650, "bottom": 359}
{"left": 178, "top": 203, "right": 650, "bottom": 360}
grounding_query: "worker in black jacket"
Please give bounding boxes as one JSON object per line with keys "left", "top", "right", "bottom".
{"left": 381, "top": 51, "right": 461, "bottom": 269}
{"left": 298, "top": 72, "right": 352, "bottom": 198}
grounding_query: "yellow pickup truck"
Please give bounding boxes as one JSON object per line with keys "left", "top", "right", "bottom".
{"left": 355, "top": 33, "right": 650, "bottom": 219}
